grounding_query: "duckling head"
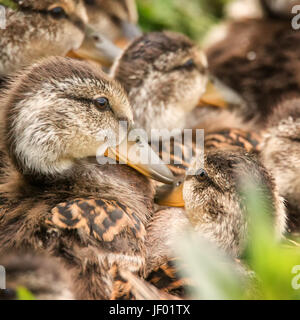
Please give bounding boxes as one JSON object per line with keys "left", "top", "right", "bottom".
{"left": 182, "top": 149, "right": 286, "bottom": 256}
{"left": 1, "top": 0, "right": 90, "bottom": 75}
{"left": 157, "top": 148, "right": 286, "bottom": 256}
{"left": 13, "top": 0, "right": 89, "bottom": 32}
{"left": 112, "top": 31, "right": 212, "bottom": 134}
{"left": 68, "top": 0, "right": 140, "bottom": 67}
{"left": 1, "top": 57, "right": 174, "bottom": 184}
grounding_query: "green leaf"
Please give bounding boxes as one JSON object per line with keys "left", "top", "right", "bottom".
{"left": 16, "top": 286, "right": 35, "bottom": 300}
{"left": 0, "top": 0, "right": 18, "bottom": 10}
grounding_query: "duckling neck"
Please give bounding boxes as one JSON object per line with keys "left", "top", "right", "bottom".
{"left": 128, "top": 90, "right": 189, "bottom": 134}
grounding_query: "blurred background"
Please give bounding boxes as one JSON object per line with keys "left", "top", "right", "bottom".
{"left": 136, "top": 0, "right": 233, "bottom": 43}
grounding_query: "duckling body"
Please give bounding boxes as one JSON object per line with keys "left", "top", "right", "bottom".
{"left": 260, "top": 97, "right": 300, "bottom": 232}
{"left": 206, "top": 2, "right": 300, "bottom": 124}
{"left": 0, "top": 57, "right": 173, "bottom": 299}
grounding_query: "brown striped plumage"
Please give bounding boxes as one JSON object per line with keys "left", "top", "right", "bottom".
{"left": 205, "top": 128, "right": 263, "bottom": 153}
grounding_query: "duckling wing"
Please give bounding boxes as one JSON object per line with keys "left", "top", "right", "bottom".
{"left": 110, "top": 265, "right": 181, "bottom": 300}
{"left": 146, "top": 259, "right": 189, "bottom": 298}
{"left": 47, "top": 198, "right": 146, "bottom": 243}
{"left": 205, "top": 128, "right": 263, "bottom": 153}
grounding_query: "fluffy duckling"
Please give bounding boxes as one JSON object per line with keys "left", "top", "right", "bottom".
{"left": 181, "top": 149, "right": 286, "bottom": 256}
{"left": 155, "top": 149, "right": 286, "bottom": 259}
{"left": 0, "top": 0, "right": 88, "bottom": 77}
{"left": 0, "top": 57, "right": 174, "bottom": 299}
{"left": 206, "top": 0, "right": 300, "bottom": 125}
{"left": 112, "top": 31, "right": 241, "bottom": 135}
{"left": 260, "top": 97, "right": 300, "bottom": 232}
{"left": 144, "top": 146, "right": 286, "bottom": 298}
{"left": 0, "top": 0, "right": 117, "bottom": 78}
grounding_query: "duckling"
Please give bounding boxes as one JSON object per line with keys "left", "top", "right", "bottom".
{"left": 260, "top": 97, "right": 300, "bottom": 232}
{"left": 112, "top": 31, "right": 241, "bottom": 135}
{"left": 156, "top": 148, "right": 287, "bottom": 258}
{"left": 0, "top": 0, "right": 88, "bottom": 78}
{"left": 0, "top": 0, "right": 119, "bottom": 79}
{"left": 0, "top": 252, "right": 74, "bottom": 300}
{"left": 0, "top": 57, "right": 174, "bottom": 300}
{"left": 206, "top": 0, "right": 300, "bottom": 125}
{"left": 144, "top": 147, "right": 285, "bottom": 297}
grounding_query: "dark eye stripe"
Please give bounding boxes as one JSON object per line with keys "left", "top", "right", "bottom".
{"left": 17, "top": 6, "right": 69, "bottom": 20}
{"left": 172, "top": 59, "right": 196, "bottom": 72}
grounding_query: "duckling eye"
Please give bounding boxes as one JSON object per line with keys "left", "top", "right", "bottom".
{"left": 49, "top": 7, "right": 67, "bottom": 19}
{"left": 173, "top": 59, "right": 196, "bottom": 72}
{"left": 94, "top": 97, "right": 111, "bottom": 111}
{"left": 195, "top": 168, "right": 208, "bottom": 182}
{"left": 181, "top": 59, "right": 196, "bottom": 70}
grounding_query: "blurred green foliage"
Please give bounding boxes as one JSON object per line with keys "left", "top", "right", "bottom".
{"left": 0, "top": 0, "right": 18, "bottom": 10}
{"left": 16, "top": 286, "right": 35, "bottom": 300}
{"left": 136, "top": 0, "right": 233, "bottom": 43}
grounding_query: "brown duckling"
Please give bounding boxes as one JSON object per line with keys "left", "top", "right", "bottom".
{"left": 260, "top": 97, "right": 300, "bottom": 232}
{"left": 143, "top": 144, "right": 287, "bottom": 298}
{"left": 0, "top": 0, "right": 88, "bottom": 77}
{"left": 0, "top": 0, "right": 118, "bottom": 79}
{"left": 0, "top": 57, "right": 174, "bottom": 299}
{"left": 155, "top": 148, "right": 287, "bottom": 258}
{"left": 112, "top": 31, "right": 242, "bottom": 135}
{"left": 206, "top": 0, "right": 300, "bottom": 125}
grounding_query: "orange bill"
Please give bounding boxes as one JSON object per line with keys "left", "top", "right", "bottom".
{"left": 107, "top": 138, "right": 175, "bottom": 185}
{"left": 155, "top": 182, "right": 185, "bottom": 207}
{"left": 198, "top": 80, "right": 229, "bottom": 109}
{"left": 68, "top": 33, "right": 122, "bottom": 67}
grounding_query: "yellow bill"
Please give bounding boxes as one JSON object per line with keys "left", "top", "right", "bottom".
{"left": 69, "top": 33, "right": 122, "bottom": 67}
{"left": 198, "top": 79, "right": 229, "bottom": 109}
{"left": 155, "top": 182, "right": 185, "bottom": 207}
